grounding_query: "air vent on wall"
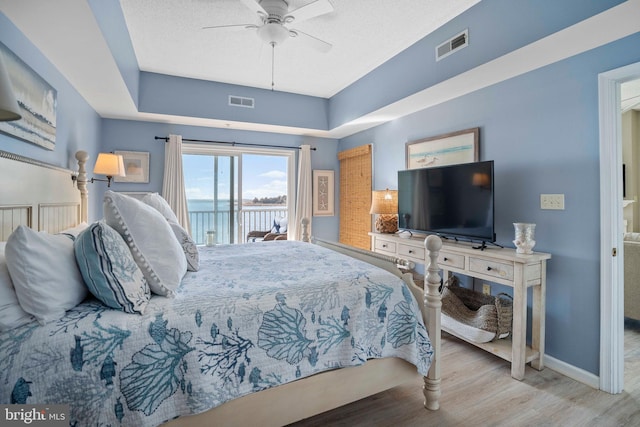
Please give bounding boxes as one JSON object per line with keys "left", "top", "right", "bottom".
{"left": 436, "top": 29, "right": 468, "bottom": 61}
{"left": 229, "top": 95, "right": 255, "bottom": 108}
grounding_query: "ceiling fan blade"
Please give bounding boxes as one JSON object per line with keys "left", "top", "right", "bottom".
{"left": 202, "top": 23, "right": 258, "bottom": 31}
{"left": 284, "top": 0, "right": 333, "bottom": 24}
{"left": 290, "top": 29, "right": 332, "bottom": 53}
{"left": 240, "top": 0, "right": 267, "bottom": 18}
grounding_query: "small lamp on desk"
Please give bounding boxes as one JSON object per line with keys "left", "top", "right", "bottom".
{"left": 370, "top": 189, "right": 398, "bottom": 233}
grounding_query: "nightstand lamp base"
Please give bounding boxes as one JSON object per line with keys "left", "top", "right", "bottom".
{"left": 375, "top": 214, "right": 398, "bottom": 234}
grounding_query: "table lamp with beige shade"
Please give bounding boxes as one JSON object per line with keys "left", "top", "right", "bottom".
{"left": 370, "top": 189, "right": 398, "bottom": 233}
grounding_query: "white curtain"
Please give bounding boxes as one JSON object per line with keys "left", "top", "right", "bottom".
{"left": 162, "top": 134, "right": 191, "bottom": 234}
{"left": 291, "top": 144, "right": 312, "bottom": 241}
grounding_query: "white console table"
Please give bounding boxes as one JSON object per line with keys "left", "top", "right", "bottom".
{"left": 370, "top": 232, "right": 551, "bottom": 380}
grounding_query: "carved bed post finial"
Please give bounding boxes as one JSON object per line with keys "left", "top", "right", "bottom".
{"left": 301, "top": 217, "right": 310, "bottom": 242}
{"left": 75, "top": 150, "right": 89, "bottom": 223}
{"left": 424, "top": 234, "right": 442, "bottom": 410}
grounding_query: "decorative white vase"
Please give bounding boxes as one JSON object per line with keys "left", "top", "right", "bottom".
{"left": 206, "top": 230, "right": 216, "bottom": 247}
{"left": 513, "top": 223, "right": 536, "bottom": 254}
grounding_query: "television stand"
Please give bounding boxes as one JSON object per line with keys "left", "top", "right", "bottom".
{"left": 369, "top": 232, "right": 551, "bottom": 380}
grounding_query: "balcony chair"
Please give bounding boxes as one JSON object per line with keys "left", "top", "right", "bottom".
{"left": 246, "top": 217, "right": 288, "bottom": 242}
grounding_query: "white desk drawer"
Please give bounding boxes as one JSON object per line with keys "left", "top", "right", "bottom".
{"left": 375, "top": 239, "right": 396, "bottom": 253}
{"left": 398, "top": 243, "right": 425, "bottom": 260}
{"left": 469, "top": 257, "right": 514, "bottom": 281}
{"left": 439, "top": 251, "right": 465, "bottom": 269}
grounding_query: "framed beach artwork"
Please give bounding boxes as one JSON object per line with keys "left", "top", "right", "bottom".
{"left": 114, "top": 151, "right": 149, "bottom": 183}
{"left": 0, "top": 42, "right": 57, "bottom": 150}
{"left": 313, "top": 169, "right": 334, "bottom": 216}
{"left": 406, "top": 127, "right": 479, "bottom": 169}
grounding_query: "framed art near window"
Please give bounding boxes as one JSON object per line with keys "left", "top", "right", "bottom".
{"left": 313, "top": 170, "right": 334, "bottom": 216}
{"left": 114, "top": 151, "right": 149, "bottom": 183}
{"left": 406, "top": 127, "right": 479, "bottom": 169}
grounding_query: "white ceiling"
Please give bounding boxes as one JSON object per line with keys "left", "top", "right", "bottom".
{"left": 120, "top": 0, "right": 480, "bottom": 98}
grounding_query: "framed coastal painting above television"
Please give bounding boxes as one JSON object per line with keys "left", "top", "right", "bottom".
{"left": 0, "top": 42, "right": 57, "bottom": 150}
{"left": 406, "top": 127, "right": 479, "bottom": 169}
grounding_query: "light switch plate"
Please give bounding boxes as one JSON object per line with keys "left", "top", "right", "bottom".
{"left": 482, "top": 284, "right": 491, "bottom": 295}
{"left": 541, "top": 194, "right": 565, "bottom": 210}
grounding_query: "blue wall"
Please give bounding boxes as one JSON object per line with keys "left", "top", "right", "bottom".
{"left": 0, "top": 13, "right": 102, "bottom": 220}
{"left": 329, "top": 0, "right": 625, "bottom": 129}
{"left": 340, "top": 32, "right": 640, "bottom": 375}
{"left": 99, "top": 119, "right": 339, "bottom": 241}
{"left": 139, "top": 72, "right": 329, "bottom": 131}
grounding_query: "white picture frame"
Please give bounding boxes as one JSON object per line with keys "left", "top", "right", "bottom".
{"left": 114, "top": 151, "right": 149, "bottom": 183}
{"left": 313, "top": 170, "right": 334, "bottom": 217}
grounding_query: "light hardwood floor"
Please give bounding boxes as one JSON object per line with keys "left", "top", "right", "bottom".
{"left": 290, "top": 322, "right": 640, "bottom": 427}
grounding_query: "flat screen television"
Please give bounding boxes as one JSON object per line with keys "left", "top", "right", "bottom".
{"left": 397, "top": 160, "right": 495, "bottom": 243}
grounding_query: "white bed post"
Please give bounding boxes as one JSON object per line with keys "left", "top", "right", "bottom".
{"left": 423, "top": 235, "right": 442, "bottom": 410}
{"left": 301, "top": 217, "right": 310, "bottom": 242}
{"left": 75, "top": 150, "right": 89, "bottom": 224}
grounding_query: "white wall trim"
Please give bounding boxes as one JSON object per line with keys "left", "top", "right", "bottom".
{"left": 545, "top": 355, "right": 600, "bottom": 390}
{"left": 598, "top": 61, "right": 640, "bottom": 394}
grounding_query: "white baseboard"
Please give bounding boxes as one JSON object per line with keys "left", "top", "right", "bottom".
{"left": 544, "top": 355, "right": 600, "bottom": 390}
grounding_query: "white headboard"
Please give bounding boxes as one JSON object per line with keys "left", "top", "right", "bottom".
{"left": 0, "top": 150, "right": 82, "bottom": 241}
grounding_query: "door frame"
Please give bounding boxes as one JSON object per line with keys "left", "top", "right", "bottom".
{"left": 599, "top": 61, "right": 640, "bottom": 394}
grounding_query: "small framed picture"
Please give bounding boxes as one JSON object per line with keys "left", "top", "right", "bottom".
{"left": 313, "top": 170, "right": 335, "bottom": 216}
{"left": 114, "top": 151, "right": 149, "bottom": 183}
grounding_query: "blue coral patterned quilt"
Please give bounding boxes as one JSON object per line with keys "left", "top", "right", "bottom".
{"left": 0, "top": 241, "right": 433, "bottom": 426}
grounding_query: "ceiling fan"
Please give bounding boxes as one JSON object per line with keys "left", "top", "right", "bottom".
{"left": 203, "top": 0, "right": 334, "bottom": 53}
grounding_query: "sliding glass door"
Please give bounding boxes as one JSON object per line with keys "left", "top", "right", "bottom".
{"left": 182, "top": 152, "right": 238, "bottom": 244}
{"left": 182, "top": 144, "right": 295, "bottom": 245}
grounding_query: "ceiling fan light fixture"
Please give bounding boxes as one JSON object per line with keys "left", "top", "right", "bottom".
{"left": 257, "top": 22, "right": 289, "bottom": 46}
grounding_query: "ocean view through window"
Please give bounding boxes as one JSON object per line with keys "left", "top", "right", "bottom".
{"left": 182, "top": 147, "right": 293, "bottom": 244}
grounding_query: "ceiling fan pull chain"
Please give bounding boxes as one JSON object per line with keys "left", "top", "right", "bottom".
{"left": 271, "top": 42, "right": 276, "bottom": 91}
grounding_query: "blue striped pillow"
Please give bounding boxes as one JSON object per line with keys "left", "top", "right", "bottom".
{"left": 74, "top": 221, "right": 150, "bottom": 314}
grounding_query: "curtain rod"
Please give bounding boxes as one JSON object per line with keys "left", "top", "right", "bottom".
{"left": 154, "top": 136, "right": 316, "bottom": 151}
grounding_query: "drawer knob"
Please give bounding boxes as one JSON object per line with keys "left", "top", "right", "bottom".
{"left": 443, "top": 257, "right": 449, "bottom": 261}
{"left": 382, "top": 244, "right": 387, "bottom": 248}
{"left": 487, "top": 266, "right": 492, "bottom": 271}
{"left": 408, "top": 250, "right": 414, "bottom": 254}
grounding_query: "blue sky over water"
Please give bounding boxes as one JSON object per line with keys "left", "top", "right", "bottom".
{"left": 183, "top": 153, "right": 287, "bottom": 201}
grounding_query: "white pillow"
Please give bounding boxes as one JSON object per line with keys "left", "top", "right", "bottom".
{"left": 278, "top": 217, "right": 288, "bottom": 234}
{"left": 270, "top": 217, "right": 288, "bottom": 234}
{"left": 5, "top": 226, "right": 88, "bottom": 325}
{"left": 168, "top": 221, "right": 199, "bottom": 272}
{"left": 141, "top": 192, "right": 180, "bottom": 224}
{"left": 141, "top": 193, "right": 198, "bottom": 271}
{"left": 104, "top": 191, "right": 187, "bottom": 296}
{"left": 0, "top": 242, "right": 34, "bottom": 331}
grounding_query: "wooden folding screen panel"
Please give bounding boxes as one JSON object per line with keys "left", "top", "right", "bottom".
{"left": 338, "top": 144, "right": 372, "bottom": 250}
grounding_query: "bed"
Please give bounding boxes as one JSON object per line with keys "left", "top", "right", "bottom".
{"left": 0, "top": 150, "right": 443, "bottom": 426}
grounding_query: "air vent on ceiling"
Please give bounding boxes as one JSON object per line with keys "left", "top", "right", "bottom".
{"left": 436, "top": 29, "right": 468, "bottom": 61}
{"left": 229, "top": 95, "right": 255, "bottom": 108}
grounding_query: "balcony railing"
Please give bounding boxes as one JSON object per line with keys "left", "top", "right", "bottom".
{"left": 189, "top": 207, "right": 288, "bottom": 245}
